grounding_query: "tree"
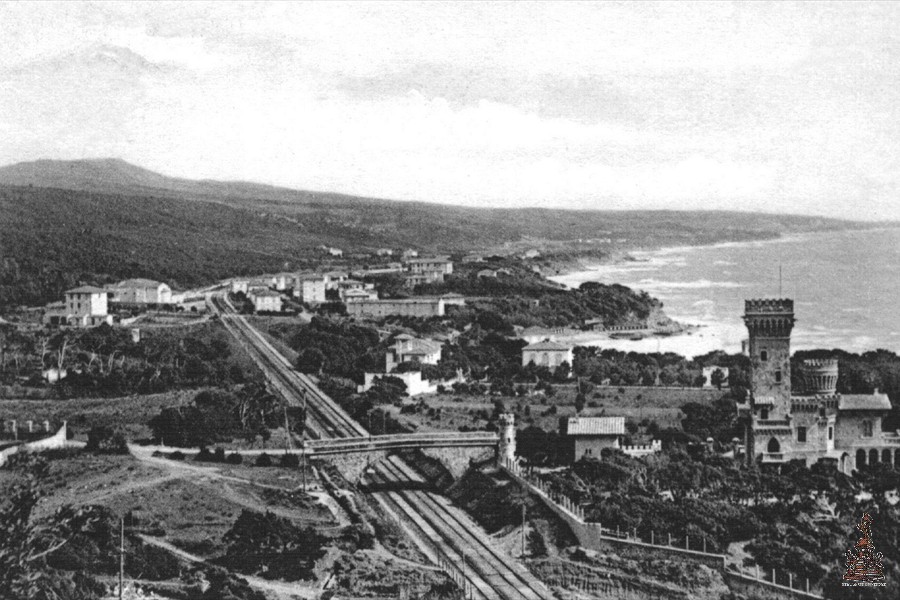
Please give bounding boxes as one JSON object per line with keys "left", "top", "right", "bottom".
{"left": 710, "top": 368, "right": 726, "bottom": 390}
{"left": 220, "top": 510, "right": 327, "bottom": 581}
{"left": 85, "top": 426, "right": 128, "bottom": 454}
{"left": 296, "top": 348, "right": 325, "bottom": 374}
{"left": 574, "top": 393, "right": 586, "bottom": 414}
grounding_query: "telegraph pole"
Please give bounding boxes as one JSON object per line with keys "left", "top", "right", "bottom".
{"left": 118, "top": 517, "right": 124, "bottom": 600}
{"left": 521, "top": 503, "right": 527, "bottom": 557}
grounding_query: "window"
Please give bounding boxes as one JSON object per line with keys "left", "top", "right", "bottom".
{"left": 775, "top": 370, "right": 783, "bottom": 383}
{"left": 797, "top": 427, "right": 807, "bottom": 443}
{"left": 760, "top": 407, "right": 769, "bottom": 420}
{"left": 828, "top": 426, "right": 834, "bottom": 441}
{"left": 760, "top": 350, "right": 768, "bottom": 362}
{"left": 863, "top": 420, "right": 873, "bottom": 437}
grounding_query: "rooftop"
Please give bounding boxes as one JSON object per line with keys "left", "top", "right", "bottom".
{"left": 523, "top": 340, "right": 573, "bottom": 351}
{"left": 112, "top": 278, "right": 165, "bottom": 288}
{"left": 564, "top": 417, "right": 626, "bottom": 436}
{"left": 66, "top": 286, "right": 109, "bottom": 295}
{"left": 838, "top": 393, "right": 892, "bottom": 411}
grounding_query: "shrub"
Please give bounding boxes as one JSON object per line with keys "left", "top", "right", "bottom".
{"left": 85, "top": 426, "right": 128, "bottom": 454}
{"left": 227, "top": 452, "right": 243, "bottom": 465}
{"left": 214, "top": 447, "right": 226, "bottom": 462}
{"left": 169, "top": 451, "right": 185, "bottom": 461}
{"left": 196, "top": 446, "right": 213, "bottom": 462}
{"left": 279, "top": 453, "right": 300, "bottom": 468}
{"left": 255, "top": 453, "right": 272, "bottom": 467}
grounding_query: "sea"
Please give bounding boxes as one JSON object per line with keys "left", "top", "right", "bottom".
{"left": 551, "top": 227, "right": 900, "bottom": 359}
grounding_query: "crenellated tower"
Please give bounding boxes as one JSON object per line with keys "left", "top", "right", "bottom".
{"left": 744, "top": 299, "right": 795, "bottom": 420}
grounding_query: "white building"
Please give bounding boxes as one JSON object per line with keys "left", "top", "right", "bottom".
{"left": 297, "top": 276, "right": 327, "bottom": 304}
{"left": 358, "top": 371, "right": 437, "bottom": 397}
{"left": 386, "top": 334, "right": 442, "bottom": 372}
{"left": 107, "top": 279, "right": 172, "bottom": 305}
{"left": 45, "top": 286, "right": 113, "bottom": 327}
{"left": 231, "top": 280, "right": 249, "bottom": 294}
{"left": 521, "top": 340, "right": 573, "bottom": 370}
{"left": 250, "top": 290, "right": 282, "bottom": 313}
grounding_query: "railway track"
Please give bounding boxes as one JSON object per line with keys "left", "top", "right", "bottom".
{"left": 208, "top": 293, "right": 554, "bottom": 600}
{"left": 209, "top": 294, "right": 366, "bottom": 438}
{"left": 369, "top": 456, "right": 553, "bottom": 600}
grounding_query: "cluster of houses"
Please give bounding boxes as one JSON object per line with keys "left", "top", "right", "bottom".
{"left": 43, "top": 279, "right": 203, "bottom": 327}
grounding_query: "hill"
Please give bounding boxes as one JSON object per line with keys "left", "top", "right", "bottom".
{"left": 0, "top": 158, "right": 882, "bottom": 308}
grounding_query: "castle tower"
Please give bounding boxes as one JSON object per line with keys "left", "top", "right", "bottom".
{"left": 743, "top": 299, "right": 795, "bottom": 466}
{"left": 497, "top": 413, "right": 517, "bottom": 468}
{"left": 744, "top": 299, "right": 795, "bottom": 419}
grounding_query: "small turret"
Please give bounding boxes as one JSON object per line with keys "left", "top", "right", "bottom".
{"left": 801, "top": 359, "right": 839, "bottom": 395}
{"left": 497, "top": 413, "right": 517, "bottom": 468}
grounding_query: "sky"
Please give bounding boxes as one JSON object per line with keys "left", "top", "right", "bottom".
{"left": 1, "top": 1, "right": 899, "bottom": 219}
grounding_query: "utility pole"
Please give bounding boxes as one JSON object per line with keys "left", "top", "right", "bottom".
{"left": 118, "top": 517, "right": 124, "bottom": 600}
{"left": 283, "top": 406, "right": 293, "bottom": 451}
{"left": 521, "top": 503, "right": 527, "bottom": 557}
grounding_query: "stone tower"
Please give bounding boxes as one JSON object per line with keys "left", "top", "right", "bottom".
{"left": 800, "top": 359, "right": 839, "bottom": 395}
{"left": 744, "top": 299, "right": 795, "bottom": 419}
{"left": 497, "top": 413, "right": 517, "bottom": 468}
{"left": 743, "top": 299, "right": 795, "bottom": 465}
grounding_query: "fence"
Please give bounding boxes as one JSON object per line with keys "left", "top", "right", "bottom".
{"left": 500, "top": 458, "right": 823, "bottom": 599}
{"left": 0, "top": 422, "right": 69, "bottom": 467}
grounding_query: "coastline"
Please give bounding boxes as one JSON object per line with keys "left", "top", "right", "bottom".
{"left": 542, "top": 227, "right": 899, "bottom": 358}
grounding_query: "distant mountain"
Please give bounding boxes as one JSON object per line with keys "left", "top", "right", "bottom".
{"left": 0, "top": 158, "right": 884, "bottom": 309}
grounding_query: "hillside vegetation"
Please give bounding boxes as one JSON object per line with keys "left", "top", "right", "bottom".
{"left": 0, "top": 158, "right": 880, "bottom": 308}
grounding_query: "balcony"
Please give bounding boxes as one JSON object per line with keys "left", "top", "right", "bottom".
{"left": 761, "top": 452, "right": 786, "bottom": 463}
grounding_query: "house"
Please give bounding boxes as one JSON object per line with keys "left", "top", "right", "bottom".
{"left": 107, "top": 279, "right": 172, "bottom": 305}
{"left": 323, "top": 271, "right": 349, "bottom": 289}
{"left": 522, "top": 249, "right": 541, "bottom": 259}
{"left": 318, "top": 246, "right": 343, "bottom": 257}
{"left": 462, "top": 254, "right": 485, "bottom": 263}
{"left": 345, "top": 297, "right": 446, "bottom": 318}
{"left": 477, "top": 269, "right": 498, "bottom": 279}
{"left": 336, "top": 279, "right": 376, "bottom": 300}
{"left": 386, "top": 334, "right": 442, "bottom": 372}
{"left": 250, "top": 290, "right": 282, "bottom": 313}
{"left": 559, "top": 417, "right": 626, "bottom": 462}
{"left": 44, "top": 286, "right": 113, "bottom": 327}
{"left": 231, "top": 280, "right": 249, "bottom": 294}
{"left": 273, "top": 273, "right": 297, "bottom": 292}
{"left": 405, "top": 256, "right": 453, "bottom": 276}
{"left": 296, "top": 276, "right": 327, "bottom": 304}
{"left": 401, "top": 249, "right": 419, "bottom": 260}
{"left": 375, "top": 248, "right": 394, "bottom": 257}
{"left": 342, "top": 288, "right": 379, "bottom": 302}
{"left": 521, "top": 340, "right": 573, "bottom": 370}
{"left": 739, "top": 299, "right": 899, "bottom": 474}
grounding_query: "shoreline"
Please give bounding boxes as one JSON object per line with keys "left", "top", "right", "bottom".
{"left": 544, "top": 226, "right": 899, "bottom": 358}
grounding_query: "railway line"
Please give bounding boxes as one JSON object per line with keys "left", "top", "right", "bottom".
{"left": 208, "top": 292, "right": 554, "bottom": 600}
{"left": 209, "top": 294, "right": 367, "bottom": 438}
{"left": 368, "top": 456, "right": 553, "bottom": 600}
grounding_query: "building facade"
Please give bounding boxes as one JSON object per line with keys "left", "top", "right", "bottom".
{"left": 107, "top": 279, "right": 172, "bottom": 305}
{"left": 741, "top": 298, "right": 898, "bottom": 473}
{"left": 385, "top": 334, "right": 442, "bottom": 371}
{"left": 45, "top": 286, "right": 113, "bottom": 327}
{"left": 345, "top": 297, "right": 445, "bottom": 318}
{"left": 521, "top": 340, "right": 573, "bottom": 370}
{"left": 250, "top": 290, "right": 283, "bottom": 313}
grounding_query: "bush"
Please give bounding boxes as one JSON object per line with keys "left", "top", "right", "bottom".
{"left": 169, "top": 451, "right": 185, "bottom": 461}
{"left": 279, "top": 453, "right": 300, "bottom": 468}
{"left": 85, "top": 426, "right": 128, "bottom": 454}
{"left": 255, "top": 453, "right": 272, "bottom": 467}
{"left": 227, "top": 452, "right": 243, "bottom": 465}
{"left": 196, "top": 446, "right": 213, "bottom": 462}
{"left": 214, "top": 447, "right": 226, "bottom": 462}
